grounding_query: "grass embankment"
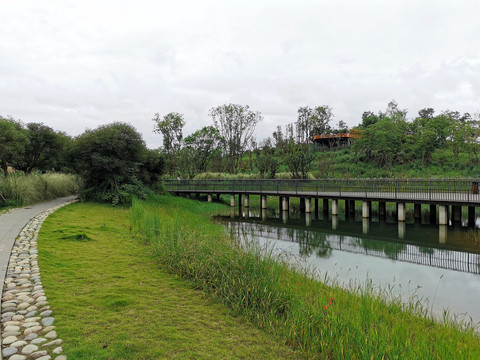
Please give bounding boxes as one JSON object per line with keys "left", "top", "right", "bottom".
{"left": 0, "top": 172, "right": 81, "bottom": 209}
{"left": 38, "top": 202, "right": 303, "bottom": 359}
{"left": 130, "top": 195, "right": 480, "bottom": 359}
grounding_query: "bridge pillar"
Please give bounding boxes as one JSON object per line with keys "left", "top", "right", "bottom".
{"left": 397, "top": 203, "right": 406, "bottom": 222}
{"left": 439, "top": 205, "right": 448, "bottom": 225}
{"left": 323, "top": 199, "right": 329, "bottom": 215}
{"left": 332, "top": 215, "right": 338, "bottom": 230}
{"left": 282, "top": 210, "right": 288, "bottom": 224}
{"left": 430, "top": 204, "right": 437, "bottom": 224}
{"left": 230, "top": 194, "right": 235, "bottom": 207}
{"left": 362, "top": 218, "right": 369, "bottom": 234}
{"left": 207, "top": 194, "right": 212, "bottom": 202}
{"left": 345, "top": 199, "right": 350, "bottom": 218}
{"left": 305, "top": 198, "right": 312, "bottom": 213}
{"left": 414, "top": 203, "right": 421, "bottom": 219}
{"left": 217, "top": 193, "right": 221, "bottom": 201}
{"left": 261, "top": 195, "right": 268, "bottom": 209}
{"left": 305, "top": 213, "right": 312, "bottom": 226}
{"left": 452, "top": 205, "right": 461, "bottom": 223}
{"left": 262, "top": 209, "right": 267, "bottom": 221}
{"left": 244, "top": 194, "right": 250, "bottom": 207}
{"left": 349, "top": 200, "right": 356, "bottom": 215}
{"left": 238, "top": 194, "right": 242, "bottom": 212}
{"left": 468, "top": 206, "right": 476, "bottom": 227}
{"left": 439, "top": 225, "right": 447, "bottom": 244}
{"left": 362, "top": 201, "right": 370, "bottom": 218}
{"left": 300, "top": 198, "right": 305, "bottom": 212}
{"left": 282, "top": 197, "right": 289, "bottom": 211}
{"left": 332, "top": 199, "right": 338, "bottom": 215}
{"left": 315, "top": 198, "right": 319, "bottom": 215}
{"left": 398, "top": 222, "right": 406, "bottom": 239}
{"left": 379, "top": 201, "right": 386, "bottom": 218}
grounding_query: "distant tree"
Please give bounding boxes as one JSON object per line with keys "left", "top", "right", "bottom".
{"left": 73, "top": 122, "right": 150, "bottom": 203}
{"left": 209, "top": 104, "right": 262, "bottom": 173}
{"left": 152, "top": 112, "right": 185, "bottom": 154}
{"left": 285, "top": 141, "right": 315, "bottom": 179}
{"left": 296, "top": 106, "right": 312, "bottom": 143}
{"left": 385, "top": 100, "right": 407, "bottom": 122}
{"left": 254, "top": 143, "right": 278, "bottom": 178}
{"left": 311, "top": 105, "right": 333, "bottom": 135}
{"left": 418, "top": 107, "right": 435, "bottom": 120}
{"left": 183, "top": 126, "right": 222, "bottom": 173}
{"left": 0, "top": 116, "right": 28, "bottom": 177}
{"left": 16, "top": 123, "right": 64, "bottom": 173}
{"left": 295, "top": 105, "right": 333, "bottom": 143}
{"left": 361, "top": 111, "right": 379, "bottom": 129}
{"left": 272, "top": 125, "right": 285, "bottom": 150}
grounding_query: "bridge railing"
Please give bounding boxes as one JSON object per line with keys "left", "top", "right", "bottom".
{"left": 164, "top": 179, "right": 480, "bottom": 204}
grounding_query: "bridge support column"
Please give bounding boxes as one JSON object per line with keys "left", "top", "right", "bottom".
{"left": 430, "top": 204, "right": 437, "bottom": 224}
{"left": 305, "top": 198, "right": 312, "bottom": 213}
{"left": 332, "top": 215, "right": 338, "bottom": 230}
{"left": 452, "top": 205, "right": 461, "bottom": 223}
{"left": 305, "top": 213, "right": 311, "bottom": 226}
{"left": 362, "top": 201, "right": 370, "bottom": 218}
{"left": 379, "top": 201, "right": 386, "bottom": 218}
{"left": 349, "top": 200, "right": 356, "bottom": 215}
{"left": 244, "top": 194, "right": 250, "bottom": 207}
{"left": 323, "top": 199, "right": 329, "bottom": 215}
{"left": 468, "top": 206, "right": 476, "bottom": 227}
{"left": 282, "top": 197, "right": 289, "bottom": 211}
{"left": 230, "top": 194, "right": 235, "bottom": 207}
{"left": 397, "top": 203, "right": 406, "bottom": 222}
{"left": 332, "top": 199, "right": 338, "bottom": 215}
{"left": 414, "top": 203, "right": 421, "bottom": 219}
{"left": 439, "top": 225, "right": 447, "bottom": 244}
{"left": 300, "top": 198, "right": 305, "bottom": 212}
{"left": 261, "top": 195, "right": 268, "bottom": 209}
{"left": 216, "top": 193, "right": 221, "bottom": 201}
{"left": 238, "top": 194, "right": 242, "bottom": 211}
{"left": 207, "top": 194, "right": 212, "bottom": 202}
{"left": 315, "top": 198, "right": 319, "bottom": 216}
{"left": 362, "top": 218, "right": 369, "bottom": 234}
{"left": 398, "top": 222, "right": 406, "bottom": 239}
{"left": 345, "top": 200, "right": 350, "bottom": 217}
{"left": 439, "top": 205, "right": 448, "bottom": 225}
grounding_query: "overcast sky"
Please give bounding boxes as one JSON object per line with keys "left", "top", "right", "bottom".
{"left": 1, "top": 0, "right": 480, "bottom": 148}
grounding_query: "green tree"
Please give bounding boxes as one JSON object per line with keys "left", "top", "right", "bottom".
{"left": 209, "top": 104, "right": 262, "bottom": 173}
{"left": 183, "top": 126, "right": 222, "bottom": 173}
{"left": 254, "top": 144, "right": 279, "bottom": 179}
{"left": 0, "top": 116, "right": 28, "bottom": 177}
{"left": 73, "top": 122, "right": 149, "bottom": 203}
{"left": 16, "top": 123, "right": 65, "bottom": 173}
{"left": 285, "top": 141, "right": 315, "bottom": 179}
{"left": 152, "top": 112, "right": 185, "bottom": 154}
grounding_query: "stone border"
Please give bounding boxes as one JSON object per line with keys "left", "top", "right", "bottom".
{"left": 1, "top": 200, "right": 76, "bottom": 360}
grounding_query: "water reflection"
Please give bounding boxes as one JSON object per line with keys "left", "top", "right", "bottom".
{"left": 218, "top": 211, "right": 480, "bottom": 324}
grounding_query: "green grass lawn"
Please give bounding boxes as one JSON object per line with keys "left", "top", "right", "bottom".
{"left": 38, "top": 202, "right": 304, "bottom": 359}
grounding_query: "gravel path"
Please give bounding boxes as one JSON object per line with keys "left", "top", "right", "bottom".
{"left": 0, "top": 198, "right": 76, "bottom": 360}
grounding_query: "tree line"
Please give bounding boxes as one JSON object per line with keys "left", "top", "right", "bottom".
{"left": 1, "top": 99, "right": 478, "bottom": 202}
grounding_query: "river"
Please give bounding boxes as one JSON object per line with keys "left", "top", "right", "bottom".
{"left": 216, "top": 205, "right": 480, "bottom": 327}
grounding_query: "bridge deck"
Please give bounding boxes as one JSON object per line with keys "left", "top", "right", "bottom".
{"left": 165, "top": 179, "right": 480, "bottom": 206}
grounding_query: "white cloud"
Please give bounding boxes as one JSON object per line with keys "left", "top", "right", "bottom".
{"left": 1, "top": 0, "right": 480, "bottom": 147}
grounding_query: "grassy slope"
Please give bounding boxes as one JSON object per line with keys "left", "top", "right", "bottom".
{"left": 38, "top": 202, "right": 303, "bottom": 359}
{"left": 129, "top": 195, "right": 480, "bottom": 359}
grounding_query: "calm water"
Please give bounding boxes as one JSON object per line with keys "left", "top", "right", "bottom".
{"left": 216, "top": 206, "right": 480, "bottom": 326}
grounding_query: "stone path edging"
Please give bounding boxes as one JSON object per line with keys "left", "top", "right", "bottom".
{"left": 1, "top": 200, "right": 76, "bottom": 360}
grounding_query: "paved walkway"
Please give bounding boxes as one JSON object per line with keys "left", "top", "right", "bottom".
{"left": 0, "top": 197, "right": 76, "bottom": 299}
{"left": 0, "top": 197, "right": 75, "bottom": 360}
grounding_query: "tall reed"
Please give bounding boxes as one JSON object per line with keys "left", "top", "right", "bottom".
{"left": 130, "top": 195, "right": 480, "bottom": 359}
{"left": 0, "top": 172, "right": 81, "bottom": 207}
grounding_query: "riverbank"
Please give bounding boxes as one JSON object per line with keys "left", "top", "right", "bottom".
{"left": 130, "top": 194, "right": 480, "bottom": 359}
{"left": 37, "top": 202, "right": 303, "bottom": 359}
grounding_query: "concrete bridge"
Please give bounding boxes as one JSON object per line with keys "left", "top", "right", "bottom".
{"left": 164, "top": 179, "right": 480, "bottom": 227}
